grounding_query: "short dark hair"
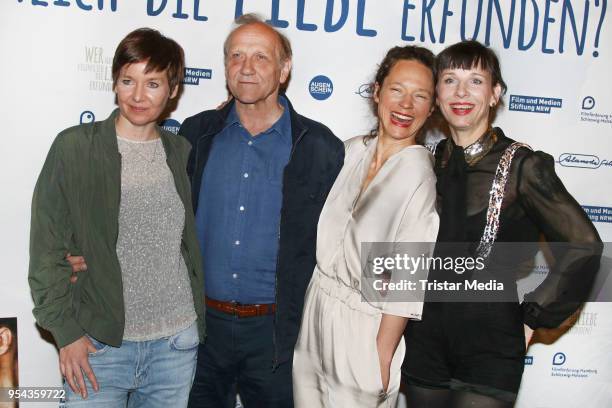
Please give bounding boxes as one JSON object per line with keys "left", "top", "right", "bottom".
{"left": 436, "top": 40, "right": 507, "bottom": 95}
{"left": 112, "top": 28, "right": 185, "bottom": 92}
{"left": 223, "top": 13, "right": 293, "bottom": 63}
{"left": 366, "top": 46, "right": 436, "bottom": 143}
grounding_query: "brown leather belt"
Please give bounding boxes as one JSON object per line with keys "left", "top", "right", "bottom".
{"left": 205, "top": 297, "right": 276, "bottom": 318}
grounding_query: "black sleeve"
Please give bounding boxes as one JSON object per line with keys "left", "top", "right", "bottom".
{"left": 517, "top": 151, "right": 603, "bottom": 329}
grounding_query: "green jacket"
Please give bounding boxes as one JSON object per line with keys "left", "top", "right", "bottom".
{"left": 29, "top": 110, "right": 205, "bottom": 348}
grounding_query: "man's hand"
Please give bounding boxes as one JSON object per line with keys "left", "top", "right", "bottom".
{"left": 59, "top": 336, "right": 99, "bottom": 399}
{"left": 524, "top": 324, "right": 534, "bottom": 349}
{"left": 66, "top": 253, "right": 87, "bottom": 284}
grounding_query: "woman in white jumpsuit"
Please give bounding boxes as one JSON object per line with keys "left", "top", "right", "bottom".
{"left": 293, "top": 46, "right": 440, "bottom": 407}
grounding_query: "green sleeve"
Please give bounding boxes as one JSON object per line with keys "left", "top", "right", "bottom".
{"left": 28, "top": 136, "right": 84, "bottom": 348}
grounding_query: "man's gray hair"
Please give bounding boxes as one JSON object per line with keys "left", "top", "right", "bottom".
{"left": 223, "top": 13, "right": 293, "bottom": 63}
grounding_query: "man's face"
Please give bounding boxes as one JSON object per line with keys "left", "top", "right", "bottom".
{"left": 225, "top": 23, "right": 291, "bottom": 106}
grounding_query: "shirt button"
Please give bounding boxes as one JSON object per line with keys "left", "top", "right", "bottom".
{"left": 248, "top": 141, "right": 253, "bottom": 146}
{"left": 232, "top": 273, "right": 238, "bottom": 279}
{"left": 243, "top": 173, "right": 249, "bottom": 178}
{"left": 239, "top": 206, "right": 245, "bottom": 211}
{"left": 235, "top": 240, "right": 240, "bottom": 245}
{"left": 352, "top": 278, "right": 360, "bottom": 289}
{"left": 333, "top": 264, "right": 338, "bottom": 272}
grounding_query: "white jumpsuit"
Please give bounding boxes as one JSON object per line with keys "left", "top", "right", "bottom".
{"left": 293, "top": 136, "right": 440, "bottom": 407}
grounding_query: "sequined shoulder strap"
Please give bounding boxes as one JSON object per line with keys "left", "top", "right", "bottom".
{"left": 475, "top": 142, "right": 532, "bottom": 259}
{"left": 425, "top": 139, "right": 443, "bottom": 154}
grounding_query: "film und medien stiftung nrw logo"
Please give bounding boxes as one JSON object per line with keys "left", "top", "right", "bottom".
{"left": 160, "top": 118, "right": 182, "bottom": 134}
{"left": 524, "top": 356, "right": 534, "bottom": 366}
{"left": 309, "top": 75, "right": 333, "bottom": 100}
{"left": 182, "top": 67, "right": 212, "bottom": 85}
{"left": 80, "top": 110, "right": 95, "bottom": 124}
{"left": 508, "top": 94, "right": 562, "bottom": 114}
{"left": 579, "top": 95, "right": 612, "bottom": 125}
{"left": 557, "top": 152, "right": 612, "bottom": 170}
{"left": 582, "top": 206, "right": 612, "bottom": 224}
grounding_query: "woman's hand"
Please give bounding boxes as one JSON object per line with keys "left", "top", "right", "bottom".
{"left": 59, "top": 336, "right": 99, "bottom": 399}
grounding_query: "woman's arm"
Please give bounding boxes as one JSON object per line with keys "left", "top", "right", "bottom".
{"left": 517, "top": 151, "right": 603, "bottom": 329}
{"left": 28, "top": 135, "right": 99, "bottom": 398}
{"left": 376, "top": 314, "right": 408, "bottom": 391}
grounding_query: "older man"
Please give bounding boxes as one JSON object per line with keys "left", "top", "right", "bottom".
{"left": 180, "top": 14, "right": 343, "bottom": 407}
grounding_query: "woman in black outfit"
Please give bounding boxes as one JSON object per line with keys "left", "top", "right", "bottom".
{"left": 402, "top": 40, "right": 602, "bottom": 407}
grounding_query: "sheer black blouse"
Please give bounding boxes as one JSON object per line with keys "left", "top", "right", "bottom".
{"left": 433, "top": 128, "right": 602, "bottom": 329}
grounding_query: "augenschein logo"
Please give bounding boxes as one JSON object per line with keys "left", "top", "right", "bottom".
{"left": 183, "top": 67, "right": 212, "bottom": 85}
{"left": 309, "top": 75, "right": 333, "bottom": 101}
{"left": 160, "top": 118, "right": 181, "bottom": 134}
{"left": 558, "top": 153, "right": 612, "bottom": 169}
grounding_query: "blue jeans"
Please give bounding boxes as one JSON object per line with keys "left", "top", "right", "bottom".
{"left": 64, "top": 322, "right": 199, "bottom": 407}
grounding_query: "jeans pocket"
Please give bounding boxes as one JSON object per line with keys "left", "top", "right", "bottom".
{"left": 86, "top": 335, "right": 110, "bottom": 357}
{"left": 169, "top": 323, "right": 199, "bottom": 351}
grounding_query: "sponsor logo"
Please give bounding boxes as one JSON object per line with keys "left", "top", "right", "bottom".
{"left": 183, "top": 67, "right": 212, "bottom": 85}
{"left": 309, "top": 75, "right": 333, "bottom": 100}
{"left": 524, "top": 356, "right": 534, "bottom": 365}
{"left": 582, "top": 206, "right": 612, "bottom": 223}
{"left": 509, "top": 94, "right": 562, "bottom": 114}
{"left": 558, "top": 153, "right": 612, "bottom": 169}
{"left": 550, "top": 352, "right": 599, "bottom": 379}
{"left": 579, "top": 96, "right": 612, "bottom": 125}
{"left": 160, "top": 118, "right": 181, "bottom": 134}
{"left": 582, "top": 96, "right": 596, "bottom": 110}
{"left": 552, "top": 352, "right": 566, "bottom": 366}
{"left": 78, "top": 45, "right": 113, "bottom": 92}
{"left": 79, "top": 110, "right": 95, "bottom": 124}
{"left": 356, "top": 83, "right": 374, "bottom": 98}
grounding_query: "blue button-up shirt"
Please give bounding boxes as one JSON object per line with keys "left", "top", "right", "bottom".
{"left": 196, "top": 97, "right": 292, "bottom": 304}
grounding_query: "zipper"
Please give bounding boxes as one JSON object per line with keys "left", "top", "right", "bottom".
{"left": 272, "top": 127, "right": 307, "bottom": 369}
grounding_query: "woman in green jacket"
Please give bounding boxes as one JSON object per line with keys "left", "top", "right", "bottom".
{"left": 29, "top": 28, "right": 204, "bottom": 407}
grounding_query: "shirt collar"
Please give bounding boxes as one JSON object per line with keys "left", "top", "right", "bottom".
{"left": 224, "top": 96, "right": 292, "bottom": 145}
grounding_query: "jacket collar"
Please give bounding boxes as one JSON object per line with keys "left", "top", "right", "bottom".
{"left": 204, "top": 94, "right": 308, "bottom": 146}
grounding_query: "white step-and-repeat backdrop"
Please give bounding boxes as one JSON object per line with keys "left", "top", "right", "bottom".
{"left": 1, "top": 1, "right": 611, "bottom": 407}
